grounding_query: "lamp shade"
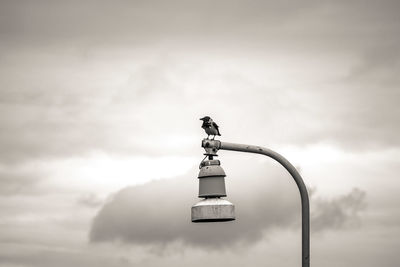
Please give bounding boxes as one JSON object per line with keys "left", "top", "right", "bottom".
{"left": 191, "top": 198, "right": 235, "bottom": 222}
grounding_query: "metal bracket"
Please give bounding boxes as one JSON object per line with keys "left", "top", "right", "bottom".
{"left": 201, "top": 139, "right": 221, "bottom": 157}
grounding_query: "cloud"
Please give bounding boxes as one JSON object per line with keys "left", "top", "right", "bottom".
{"left": 0, "top": 245, "right": 128, "bottom": 267}
{"left": 311, "top": 188, "right": 366, "bottom": 232}
{"left": 0, "top": 161, "right": 48, "bottom": 195}
{"left": 0, "top": 169, "right": 39, "bottom": 195}
{"left": 1, "top": 49, "right": 399, "bottom": 166}
{"left": 1, "top": 0, "right": 400, "bottom": 166}
{"left": 90, "top": 165, "right": 367, "bottom": 249}
{"left": 1, "top": 0, "right": 399, "bottom": 50}
{"left": 78, "top": 193, "right": 104, "bottom": 208}
{"left": 0, "top": 0, "right": 316, "bottom": 47}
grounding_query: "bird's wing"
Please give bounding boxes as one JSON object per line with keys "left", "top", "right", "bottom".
{"left": 212, "top": 121, "right": 221, "bottom": 135}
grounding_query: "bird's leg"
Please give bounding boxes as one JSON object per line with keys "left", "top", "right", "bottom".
{"left": 212, "top": 135, "right": 215, "bottom": 140}
{"left": 207, "top": 135, "right": 210, "bottom": 140}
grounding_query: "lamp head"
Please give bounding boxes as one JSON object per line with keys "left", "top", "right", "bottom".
{"left": 191, "top": 159, "right": 235, "bottom": 222}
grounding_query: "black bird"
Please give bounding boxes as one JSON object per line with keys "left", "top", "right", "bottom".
{"left": 200, "top": 116, "right": 221, "bottom": 140}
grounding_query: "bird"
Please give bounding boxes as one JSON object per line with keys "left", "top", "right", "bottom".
{"left": 200, "top": 116, "right": 221, "bottom": 140}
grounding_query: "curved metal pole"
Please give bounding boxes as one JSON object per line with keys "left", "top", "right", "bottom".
{"left": 202, "top": 139, "right": 310, "bottom": 267}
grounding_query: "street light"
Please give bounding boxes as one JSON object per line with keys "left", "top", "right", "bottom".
{"left": 191, "top": 138, "right": 310, "bottom": 267}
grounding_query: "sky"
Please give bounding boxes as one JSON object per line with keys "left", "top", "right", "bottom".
{"left": 0, "top": 0, "right": 399, "bottom": 266}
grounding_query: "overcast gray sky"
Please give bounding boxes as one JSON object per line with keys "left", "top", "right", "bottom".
{"left": 0, "top": 0, "right": 399, "bottom": 266}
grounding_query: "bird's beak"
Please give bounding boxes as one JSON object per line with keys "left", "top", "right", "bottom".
{"left": 200, "top": 117, "right": 204, "bottom": 120}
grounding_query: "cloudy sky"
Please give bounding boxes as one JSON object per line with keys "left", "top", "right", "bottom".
{"left": 0, "top": 0, "right": 399, "bottom": 266}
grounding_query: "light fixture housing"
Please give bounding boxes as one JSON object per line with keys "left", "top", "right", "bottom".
{"left": 191, "top": 159, "right": 235, "bottom": 222}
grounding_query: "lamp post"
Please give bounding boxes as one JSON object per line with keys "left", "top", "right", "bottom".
{"left": 191, "top": 139, "right": 310, "bottom": 267}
